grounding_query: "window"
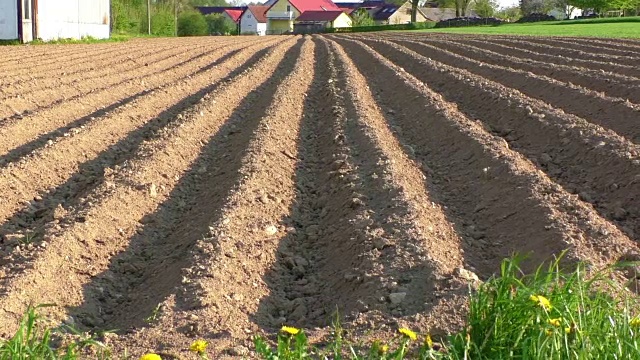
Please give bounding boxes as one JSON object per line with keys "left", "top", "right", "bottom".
{"left": 286, "top": 5, "right": 291, "bottom": 12}
{"left": 248, "top": 14, "right": 252, "bottom": 18}
{"left": 23, "top": 0, "right": 30, "bottom": 20}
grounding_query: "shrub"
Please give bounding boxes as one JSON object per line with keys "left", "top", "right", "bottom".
{"left": 178, "top": 10, "right": 209, "bottom": 37}
{"left": 205, "top": 14, "right": 238, "bottom": 35}
{"left": 516, "top": 12, "right": 557, "bottom": 23}
{"left": 434, "top": 17, "right": 503, "bottom": 27}
{"left": 111, "top": 0, "right": 145, "bottom": 34}
{"left": 148, "top": 4, "right": 177, "bottom": 36}
{"left": 326, "top": 22, "right": 436, "bottom": 33}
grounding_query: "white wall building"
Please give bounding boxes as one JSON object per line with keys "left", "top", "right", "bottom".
{"left": 240, "top": 5, "right": 268, "bottom": 36}
{"left": 0, "top": 0, "right": 110, "bottom": 42}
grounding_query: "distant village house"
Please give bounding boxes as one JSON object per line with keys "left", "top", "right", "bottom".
{"left": 265, "top": 0, "right": 344, "bottom": 34}
{"left": 369, "top": 1, "right": 428, "bottom": 24}
{"left": 240, "top": 5, "right": 269, "bottom": 35}
{"left": 293, "top": 10, "right": 351, "bottom": 33}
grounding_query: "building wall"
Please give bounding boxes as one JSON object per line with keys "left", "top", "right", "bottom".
{"left": 266, "top": 0, "right": 299, "bottom": 33}
{"left": 331, "top": 12, "right": 352, "bottom": 28}
{"left": 387, "top": 2, "right": 427, "bottom": 24}
{"left": 240, "top": 10, "right": 266, "bottom": 35}
{"left": 37, "top": 0, "right": 110, "bottom": 41}
{"left": 267, "top": 19, "right": 293, "bottom": 34}
{"left": 0, "top": 0, "right": 18, "bottom": 40}
{"left": 257, "top": 22, "right": 267, "bottom": 35}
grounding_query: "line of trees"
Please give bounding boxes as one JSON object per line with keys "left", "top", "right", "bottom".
{"left": 111, "top": 0, "right": 234, "bottom": 36}
{"left": 520, "top": 0, "right": 639, "bottom": 17}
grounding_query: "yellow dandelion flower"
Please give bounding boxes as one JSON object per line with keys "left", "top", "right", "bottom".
{"left": 631, "top": 317, "right": 640, "bottom": 327}
{"left": 545, "top": 329, "right": 553, "bottom": 336}
{"left": 530, "top": 295, "right": 552, "bottom": 310}
{"left": 139, "top": 354, "right": 162, "bottom": 360}
{"left": 381, "top": 344, "right": 389, "bottom": 354}
{"left": 425, "top": 334, "right": 434, "bottom": 349}
{"left": 398, "top": 327, "right": 417, "bottom": 341}
{"left": 189, "top": 339, "right": 208, "bottom": 354}
{"left": 548, "top": 318, "right": 561, "bottom": 327}
{"left": 565, "top": 324, "right": 581, "bottom": 335}
{"left": 281, "top": 325, "right": 300, "bottom": 335}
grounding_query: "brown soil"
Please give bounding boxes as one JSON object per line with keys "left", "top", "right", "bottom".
{"left": 0, "top": 33, "right": 639, "bottom": 358}
{"left": 481, "top": 37, "right": 640, "bottom": 67}
{"left": 378, "top": 35, "right": 640, "bottom": 103}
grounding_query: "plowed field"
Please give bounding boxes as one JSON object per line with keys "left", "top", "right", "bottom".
{"left": 1, "top": 34, "right": 639, "bottom": 358}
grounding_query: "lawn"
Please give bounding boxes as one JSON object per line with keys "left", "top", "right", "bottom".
{"left": 421, "top": 18, "right": 640, "bottom": 38}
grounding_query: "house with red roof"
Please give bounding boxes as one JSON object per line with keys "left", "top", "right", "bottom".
{"left": 265, "top": 0, "right": 346, "bottom": 34}
{"left": 196, "top": 6, "right": 245, "bottom": 31}
{"left": 223, "top": 8, "right": 245, "bottom": 24}
{"left": 240, "top": 5, "right": 269, "bottom": 35}
{"left": 293, "top": 10, "right": 352, "bottom": 33}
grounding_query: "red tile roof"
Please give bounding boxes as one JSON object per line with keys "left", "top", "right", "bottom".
{"left": 224, "top": 9, "right": 244, "bottom": 23}
{"left": 296, "top": 10, "right": 344, "bottom": 21}
{"left": 247, "top": 5, "right": 270, "bottom": 23}
{"left": 272, "top": 0, "right": 340, "bottom": 14}
{"left": 338, "top": 7, "right": 356, "bottom": 14}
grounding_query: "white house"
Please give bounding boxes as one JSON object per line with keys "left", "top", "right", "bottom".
{"left": 548, "top": 6, "right": 582, "bottom": 19}
{"left": 240, "top": 5, "right": 269, "bottom": 35}
{"left": 0, "top": 0, "right": 110, "bottom": 42}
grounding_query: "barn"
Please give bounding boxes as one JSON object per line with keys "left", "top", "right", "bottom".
{"left": 0, "top": 0, "right": 110, "bottom": 43}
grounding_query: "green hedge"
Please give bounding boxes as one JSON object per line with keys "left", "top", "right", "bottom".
{"left": 551, "top": 16, "right": 640, "bottom": 25}
{"left": 178, "top": 10, "right": 209, "bottom": 36}
{"left": 325, "top": 22, "right": 436, "bottom": 33}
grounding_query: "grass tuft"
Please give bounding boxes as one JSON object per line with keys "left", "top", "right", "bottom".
{"left": 419, "top": 20, "right": 640, "bottom": 38}
{"left": 255, "top": 253, "right": 640, "bottom": 359}
{"left": 0, "top": 304, "right": 109, "bottom": 360}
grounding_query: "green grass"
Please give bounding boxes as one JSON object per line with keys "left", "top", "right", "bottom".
{"left": 420, "top": 18, "right": 640, "bottom": 38}
{"left": 0, "top": 35, "right": 135, "bottom": 46}
{"left": 0, "top": 304, "right": 110, "bottom": 360}
{"left": 255, "top": 253, "right": 640, "bottom": 359}
{"left": 4, "top": 254, "right": 640, "bottom": 359}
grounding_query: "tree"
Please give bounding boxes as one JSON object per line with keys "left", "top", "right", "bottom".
{"left": 189, "top": 0, "right": 230, "bottom": 5}
{"left": 436, "top": 0, "right": 472, "bottom": 16}
{"left": 568, "top": 0, "right": 609, "bottom": 14}
{"left": 495, "top": 5, "right": 522, "bottom": 20}
{"left": 351, "top": 9, "right": 376, "bottom": 26}
{"left": 458, "top": 0, "right": 474, "bottom": 16}
{"left": 411, "top": 0, "right": 420, "bottom": 21}
{"left": 610, "top": 0, "right": 640, "bottom": 14}
{"left": 551, "top": 0, "right": 576, "bottom": 18}
{"left": 178, "top": 10, "right": 209, "bottom": 36}
{"left": 474, "top": 0, "right": 499, "bottom": 17}
{"left": 205, "top": 13, "right": 237, "bottom": 35}
{"left": 520, "top": 0, "right": 553, "bottom": 14}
